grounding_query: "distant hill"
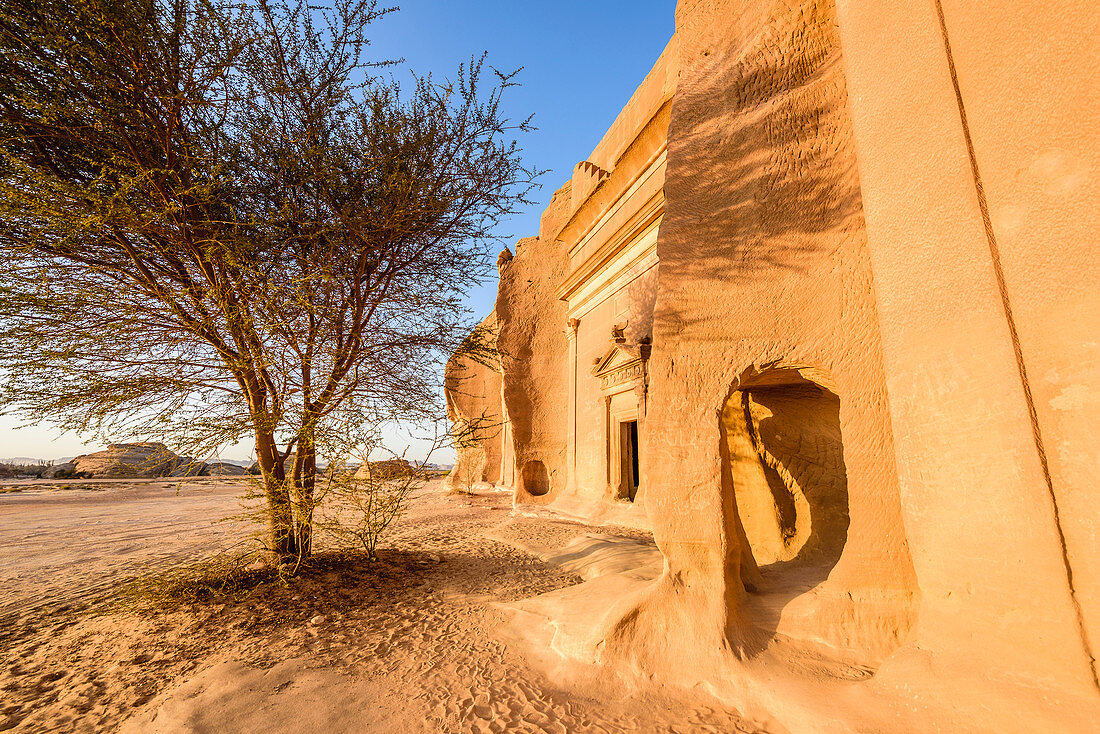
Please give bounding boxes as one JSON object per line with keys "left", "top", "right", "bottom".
{"left": 5, "top": 453, "right": 444, "bottom": 475}
{"left": 3, "top": 456, "right": 66, "bottom": 465}
{"left": 6, "top": 444, "right": 257, "bottom": 479}
{"left": 5, "top": 454, "right": 251, "bottom": 468}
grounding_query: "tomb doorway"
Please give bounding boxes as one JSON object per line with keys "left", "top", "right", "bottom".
{"left": 620, "top": 420, "right": 640, "bottom": 502}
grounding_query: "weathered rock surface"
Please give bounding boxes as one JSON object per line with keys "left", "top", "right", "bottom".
{"left": 607, "top": 0, "right": 919, "bottom": 689}
{"left": 40, "top": 462, "right": 77, "bottom": 478}
{"left": 54, "top": 443, "right": 222, "bottom": 478}
{"left": 445, "top": 0, "right": 1100, "bottom": 730}
{"left": 493, "top": 187, "right": 572, "bottom": 504}
{"left": 353, "top": 458, "right": 413, "bottom": 481}
{"left": 70, "top": 443, "right": 193, "bottom": 478}
{"left": 204, "top": 462, "right": 248, "bottom": 476}
{"left": 442, "top": 0, "right": 1095, "bottom": 730}
{"left": 444, "top": 313, "right": 505, "bottom": 491}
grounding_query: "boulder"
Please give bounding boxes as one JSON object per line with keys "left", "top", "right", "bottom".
{"left": 41, "top": 462, "right": 78, "bottom": 478}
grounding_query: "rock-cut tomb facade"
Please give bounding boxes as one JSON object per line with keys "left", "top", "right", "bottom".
{"left": 445, "top": 1, "right": 1100, "bottom": 730}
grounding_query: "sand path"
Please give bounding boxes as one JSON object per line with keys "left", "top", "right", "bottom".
{"left": 0, "top": 480, "right": 764, "bottom": 733}
{"left": 0, "top": 479, "right": 252, "bottom": 618}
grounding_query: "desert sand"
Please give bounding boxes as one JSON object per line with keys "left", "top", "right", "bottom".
{"left": 0, "top": 478, "right": 767, "bottom": 733}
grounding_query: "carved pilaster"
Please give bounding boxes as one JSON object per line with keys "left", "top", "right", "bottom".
{"left": 566, "top": 317, "right": 580, "bottom": 493}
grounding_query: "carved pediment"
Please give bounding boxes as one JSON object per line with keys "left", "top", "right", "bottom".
{"left": 592, "top": 342, "right": 650, "bottom": 391}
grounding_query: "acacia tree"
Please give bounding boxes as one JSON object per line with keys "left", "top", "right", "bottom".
{"left": 0, "top": 0, "right": 531, "bottom": 558}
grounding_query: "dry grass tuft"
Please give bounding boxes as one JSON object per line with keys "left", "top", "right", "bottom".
{"left": 109, "top": 553, "right": 278, "bottom": 609}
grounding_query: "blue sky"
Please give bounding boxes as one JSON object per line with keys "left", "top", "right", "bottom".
{"left": 368, "top": 0, "right": 676, "bottom": 318}
{"left": 0, "top": 0, "right": 676, "bottom": 462}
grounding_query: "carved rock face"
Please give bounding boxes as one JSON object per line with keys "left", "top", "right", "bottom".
{"left": 444, "top": 0, "right": 1100, "bottom": 725}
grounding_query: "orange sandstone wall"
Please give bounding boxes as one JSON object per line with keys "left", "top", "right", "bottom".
{"left": 570, "top": 267, "right": 659, "bottom": 501}
{"left": 495, "top": 215, "right": 572, "bottom": 503}
{"left": 446, "top": 1, "right": 1100, "bottom": 726}
{"left": 549, "top": 39, "right": 677, "bottom": 523}
{"left": 836, "top": 0, "right": 1100, "bottom": 703}
{"left": 615, "top": 0, "right": 916, "bottom": 672}
{"left": 443, "top": 313, "right": 504, "bottom": 490}
{"left": 446, "top": 183, "right": 573, "bottom": 497}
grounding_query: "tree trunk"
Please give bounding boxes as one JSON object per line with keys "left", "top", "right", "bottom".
{"left": 255, "top": 428, "right": 296, "bottom": 559}
{"left": 291, "top": 425, "right": 317, "bottom": 557}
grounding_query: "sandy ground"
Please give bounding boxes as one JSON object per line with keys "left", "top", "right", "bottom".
{"left": 0, "top": 478, "right": 765, "bottom": 733}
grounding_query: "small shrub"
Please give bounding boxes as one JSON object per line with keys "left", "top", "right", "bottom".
{"left": 52, "top": 469, "right": 90, "bottom": 479}
{"left": 317, "top": 470, "right": 422, "bottom": 560}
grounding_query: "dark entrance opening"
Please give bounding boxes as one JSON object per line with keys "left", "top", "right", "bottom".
{"left": 621, "top": 420, "right": 640, "bottom": 501}
{"left": 521, "top": 460, "right": 550, "bottom": 497}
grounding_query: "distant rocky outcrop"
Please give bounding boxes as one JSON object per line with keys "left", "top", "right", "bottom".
{"left": 34, "top": 443, "right": 245, "bottom": 479}
{"left": 63, "top": 443, "right": 190, "bottom": 478}
{"left": 41, "top": 462, "right": 78, "bottom": 478}
{"left": 354, "top": 458, "right": 414, "bottom": 481}
{"left": 205, "top": 462, "right": 248, "bottom": 476}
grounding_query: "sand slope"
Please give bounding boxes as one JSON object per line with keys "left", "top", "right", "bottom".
{"left": 0, "top": 480, "right": 763, "bottom": 733}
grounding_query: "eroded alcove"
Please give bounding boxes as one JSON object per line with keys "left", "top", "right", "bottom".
{"left": 722, "top": 367, "right": 850, "bottom": 588}
{"left": 521, "top": 460, "right": 551, "bottom": 497}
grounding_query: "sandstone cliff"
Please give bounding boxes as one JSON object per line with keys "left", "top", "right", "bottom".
{"left": 494, "top": 226, "right": 570, "bottom": 503}
{"left": 443, "top": 313, "right": 505, "bottom": 491}
{"left": 443, "top": 0, "right": 1100, "bottom": 728}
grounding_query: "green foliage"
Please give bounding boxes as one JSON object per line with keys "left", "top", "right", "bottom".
{"left": 317, "top": 462, "right": 422, "bottom": 560}
{"left": 0, "top": 0, "right": 530, "bottom": 556}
